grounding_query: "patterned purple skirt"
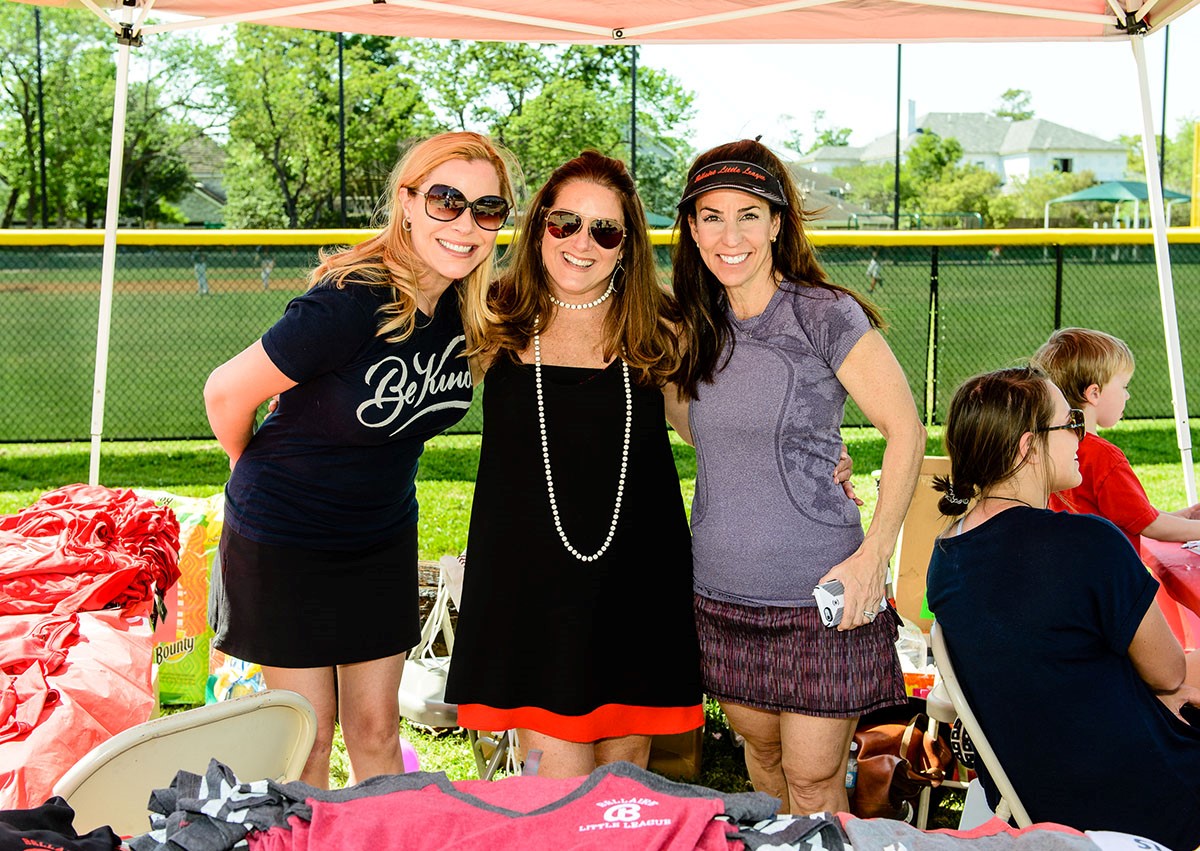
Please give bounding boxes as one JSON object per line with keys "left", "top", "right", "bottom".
{"left": 694, "top": 594, "right": 907, "bottom": 718}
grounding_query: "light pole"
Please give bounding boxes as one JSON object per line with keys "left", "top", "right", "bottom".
{"left": 35, "top": 8, "right": 48, "bottom": 227}
{"left": 338, "top": 32, "right": 347, "bottom": 227}
{"left": 630, "top": 45, "right": 638, "bottom": 183}
{"left": 893, "top": 44, "right": 902, "bottom": 230}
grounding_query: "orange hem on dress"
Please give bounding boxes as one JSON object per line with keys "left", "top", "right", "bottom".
{"left": 456, "top": 703, "right": 704, "bottom": 742}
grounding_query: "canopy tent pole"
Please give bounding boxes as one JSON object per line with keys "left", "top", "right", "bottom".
{"left": 88, "top": 11, "right": 136, "bottom": 486}
{"left": 1131, "top": 34, "right": 1196, "bottom": 503}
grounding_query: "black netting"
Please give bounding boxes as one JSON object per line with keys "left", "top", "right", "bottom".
{"left": 2, "top": 238, "right": 1196, "bottom": 440}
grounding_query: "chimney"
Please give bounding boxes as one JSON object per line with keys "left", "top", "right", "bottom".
{"left": 907, "top": 100, "right": 917, "bottom": 137}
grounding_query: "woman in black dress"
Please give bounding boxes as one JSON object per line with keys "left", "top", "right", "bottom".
{"left": 445, "top": 151, "right": 704, "bottom": 777}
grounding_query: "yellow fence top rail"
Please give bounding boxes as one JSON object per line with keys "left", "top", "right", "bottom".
{"left": 2, "top": 227, "right": 1199, "bottom": 247}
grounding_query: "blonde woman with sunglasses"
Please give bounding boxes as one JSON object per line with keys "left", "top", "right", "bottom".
{"left": 927, "top": 366, "right": 1200, "bottom": 851}
{"left": 204, "top": 132, "right": 517, "bottom": 789}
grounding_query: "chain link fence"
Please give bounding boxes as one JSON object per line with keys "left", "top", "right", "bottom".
{"left": 1, "top": 232, "right": 1197, "bottom": 441}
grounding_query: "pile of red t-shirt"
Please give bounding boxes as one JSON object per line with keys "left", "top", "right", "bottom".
{"left": 0, "top": 484, "right": 180, "bottom": 617}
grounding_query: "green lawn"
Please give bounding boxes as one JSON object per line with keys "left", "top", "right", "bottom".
{"left": 4, "top": 418, "right": 1199, "bottom": 553}
{"left": 3, "top": 420, "right": 1197, "bottom": 816}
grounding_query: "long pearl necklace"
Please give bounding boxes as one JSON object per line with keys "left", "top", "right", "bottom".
{"left": 548, "top": 279, "right": 615, "bottom": 311}
{"left": 533, "top": 329, "right": 631, "bottom": 563}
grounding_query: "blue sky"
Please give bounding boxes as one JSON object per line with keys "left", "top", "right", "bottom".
{"left": 640, "top": 18, "right": 1199, "bottom": 158}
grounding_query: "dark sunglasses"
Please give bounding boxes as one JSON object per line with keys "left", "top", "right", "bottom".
{"left": 408, "top": 184, "right": 511, "bottom": 231}
{"left": 544, "top": 209, "right": 625, "bottom": 250}
{"left": 1038, "top": 408, "right": 1086, "bottom": 441}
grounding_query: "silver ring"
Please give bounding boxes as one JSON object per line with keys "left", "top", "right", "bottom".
{"left": 863, "top": 610, "right": 877, "bottom": 620}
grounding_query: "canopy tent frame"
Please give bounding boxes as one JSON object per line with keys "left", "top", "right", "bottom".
{"left": 1131, "top": 35, "right": 1193, "bottom": 503}
{"left": 10, "top": 0, "right": 1197, "bottom": 502}
{"left": 88, "top": 0, "right": 1156, "bottom": 41}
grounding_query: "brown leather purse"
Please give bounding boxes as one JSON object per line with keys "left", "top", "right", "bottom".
{"left": 850, "top": 712, "right": 956, "bottom": 820}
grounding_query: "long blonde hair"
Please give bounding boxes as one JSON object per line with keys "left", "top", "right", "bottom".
{"left": 311, "top": 131, "right": 518, "bottom": 342}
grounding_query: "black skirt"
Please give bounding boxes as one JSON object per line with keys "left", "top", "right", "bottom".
{"left": 210, "top": 524, "right": 420, "bottom": 668}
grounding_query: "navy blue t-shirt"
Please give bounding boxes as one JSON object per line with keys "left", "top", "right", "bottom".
{"left": 223, "top": 279, "right": 473, "bottom": 549}
{"left": 927, "top": 507, "right": 1200, "bottom": 850}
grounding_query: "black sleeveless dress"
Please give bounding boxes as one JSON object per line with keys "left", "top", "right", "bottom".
{"left": 444, "top": 355, "right": 703, "bottom": 741}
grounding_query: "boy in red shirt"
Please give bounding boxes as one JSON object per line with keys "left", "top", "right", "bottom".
{"left": 1032, "top": 326, "right": 1200, "bottom": 555}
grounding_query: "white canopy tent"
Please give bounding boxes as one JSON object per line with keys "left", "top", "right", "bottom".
{"left": 9, "top": 0, "right": 1200, "bottom": 500}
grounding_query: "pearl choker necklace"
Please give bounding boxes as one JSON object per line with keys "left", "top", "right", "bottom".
{"left": 533, "top": 329, "right": 631, "bottom": 562}
{"left": 548, "top": 279, "right": 615, "bottom": 310}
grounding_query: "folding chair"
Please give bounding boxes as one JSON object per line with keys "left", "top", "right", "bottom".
{"left": 890, "top": 455, "right": 952, "bottom": 633}
{"left": 52, "top": 688, "right": 317, "bottom": 838}
{"left": 398, "top": 555, "right": 517, "bottom": 779}
{"left": 928, "top": 622, "right": 1032, "bottom": 828}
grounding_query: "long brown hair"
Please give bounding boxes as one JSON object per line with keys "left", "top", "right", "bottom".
{"left": 670, "top": 139, "right": 883, "bottom": 399}
{"left": 464, "top": 150, "right": 680, "bottom": 387}
{"left": 932, "top": 366, "right": 1057, "bottom": 516}
{"left": 310, "top": 131, "right": 518, "bottom": 343}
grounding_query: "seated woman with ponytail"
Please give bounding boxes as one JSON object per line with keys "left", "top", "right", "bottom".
{"left": 926, "top": 365, "right": 1200, "bottom": 851}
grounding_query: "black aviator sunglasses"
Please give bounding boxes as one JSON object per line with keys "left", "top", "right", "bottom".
{"left": 1038, "top": 408, "right": 1086, "bottom": 441}
{"left": 544, "top": 209, "right": 625, "bottom": 250}
{"left": 408, "top": 184, "right": 511, "bottom": 231}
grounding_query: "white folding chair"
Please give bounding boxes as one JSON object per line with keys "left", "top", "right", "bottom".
{"left": 928, "top": 622, "right": 1032, "bottom": 828}
{"left": 52, "top": 688, "right": 317, "bottom": 837}
{"left": 398, "top": 555, "right": 517, "bottom": 779}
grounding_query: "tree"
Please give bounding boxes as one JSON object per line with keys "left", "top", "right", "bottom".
{"left": 836, "top": 133, "right": 1001, "bottom": 223}
{"left": 504, "top": 78, "right": 625, "bottom": 188}
{"left": 404, "top": 42, "right": 627, "bottom": 150}
{"left": 781, "top": 109, "right": 852, "bottom": 157}
{"left": 623, "top": 64, "right": 694, "bottom": 217}
{"left": 1121, "top": 117, "right": 1197, "bottom": 223}
{"left": 995, "top": 88, "right": 1034, "bottom": 122}
{"left": 899, "top": 132, "right": 1001, "bottom": 222}
{"left": 905, "top": 132, "right": 964, "bottom": 187}
{"left": 121, "top": 36, "right": 226, "bottom": 226}
{"left": 402, "top": 41, "right": 694, "bottom": 213}
{"left": 0, "top": 5, "right": 225, "bottom": 227}
{"left": 987, "top": 169, "right": 1095, "bottom": 227}
{"left": 120, "top": 84, "right": 200, "bottom": 226}
{"left": 223, "top": 26, "right": 432, "bottom": 228}
{"left": 0, "top": 6, "right": 109, "bottom": 226}
{"left": 833, "top": 163, "right": 913, "bottom": 213}
{"left": 222, "top": 139, "right": 288, "bottom": 228}
{"left": 920, "top": 167, "right": 1000, "bottom": 223}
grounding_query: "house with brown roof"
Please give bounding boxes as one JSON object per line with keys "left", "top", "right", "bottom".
{"left": 787, "top": 164, "right": 875, "bottom": 228}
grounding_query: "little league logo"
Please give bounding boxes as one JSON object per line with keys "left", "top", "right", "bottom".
{"left": 578, "top": 798, "right": 671, "bottom": 832}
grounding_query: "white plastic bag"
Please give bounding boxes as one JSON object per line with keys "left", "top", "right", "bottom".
{"left": 895, "top": 613, "right": 929, "bottom": 673}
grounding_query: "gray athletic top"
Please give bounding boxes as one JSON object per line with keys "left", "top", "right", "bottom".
{"left": 689, "top": 283, "right": 870, "bottom": 607}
